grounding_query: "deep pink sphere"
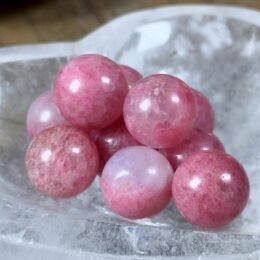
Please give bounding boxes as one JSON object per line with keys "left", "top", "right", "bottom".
{"left": 193, "top": 89, "right": 215, "bottom": 132}
{"left": 25, "top": 125, "right": 99, "bottom": 198}
{"left": 54, "top": 54, "right": 128, "bottom": 131}
{"left": 26, "top": 90, "right": 68, "bottom": 137}
{"left": 119, "top": 65, "right": 142, "bottom": 88}
{"left": 173, "top": 151, "right": 249, "bottom": 228}
{"left": 90, "top": 118, "right": 139, "bottom": 170}
{"left": 160, "top": 130, "right": 225, "bottom": 171}
{"left": 124, "top": 74, "right": 196, "bottom": 149}
{"left": 101, "top": 146, "right": 174, "bottom": 219}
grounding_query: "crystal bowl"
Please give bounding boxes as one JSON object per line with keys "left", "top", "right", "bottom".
{"left": 1, "top": 5, "right": 260, "bottom": 260}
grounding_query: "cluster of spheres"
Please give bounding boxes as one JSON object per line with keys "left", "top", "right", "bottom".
{"left": 26, "top": 54, "right": 249, "bottom": 228}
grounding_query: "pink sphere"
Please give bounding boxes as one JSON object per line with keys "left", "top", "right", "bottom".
{"left": 26, "top": 90, "right": 68, "bottom": 137}
{"left": 119, "top": 65, "right": 142, "bottom": 88}
{"left": 124, "top": 74, "right": 196, "bottom": 149}
{"left": 90, "top": 118, "right": 139, "bottom": 170}
{"left": 193, "top": 89, "right": 215, "bottom": 133}
{"left": 25, "top": 125, "right": 99, "bottom": 198}
{"left": 101, "top": 146, "right": 173, "bottom": 219}
{"left": 160, "top": 130, "right": 225, "bottom": 171}
{"left": 54, "top": 54, "right": 128, "bottom": 131}
{"left": 173, "top": 151, "right": 250, "bottom": 228}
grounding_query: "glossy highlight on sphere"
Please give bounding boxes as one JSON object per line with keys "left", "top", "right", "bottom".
{"left": 101, "top": 146, "right": 174, "bottom": 219}
{"left": 26, "top": 90, "right": 68, "bottom": 137}
{"left": 160, "top": 130, "right": 225, "bottom": 170}
{"left": 26, "top": 125, "right": 99, "bottom": 198}
{"left": 54, "top": 54, "right": 128, "bottom": 130}
{"left": 193, "top": 89, "right": 215, "bottom": 132}
{"left": 173, "top": 151, "right": 249, "bottom": 228}
{"left": 124, "top": 74, "right": 196, "bottom": 149}
{"left": 119, "top": 65, "right": 142, "bottom": 88}
{"left": 90, "top": 118, "right": 139, "bottom": 170}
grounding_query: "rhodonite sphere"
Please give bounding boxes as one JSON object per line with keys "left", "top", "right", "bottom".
{"left": 160, "top": 130, "right": 225, "bottom": 170}
{"left": 101, "top": 146, "right": 174, "bottom": 219}
{"left": 119, "top": 65, "right": 142, "bottom": 88}
{"left": 54, "top": 54, "right": 128, "bottom": 130}
{"left": 26, "top": 125, "right": 99, "bottom": 197}
{"left": 173, "top": 151, "right": 249, "bottom": 228}
{"left": 192, "top": 88, "right": 215, "bottom": 132}
{"left": 26, "top": 90, "right": 67, "bottom": 137}
{"left": 90, "top": 118, "right": 139, "bottom": 170}
{"left": 124, "top": 74, "right": 196, "bottom": 149}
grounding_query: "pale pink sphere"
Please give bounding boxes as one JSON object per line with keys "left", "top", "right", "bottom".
{"left": 193, "top": 89, "right": 215, "bottom": 132}
{"left": 173, "top": 151, "right": 249, "bottom": 228}
{"left": 124, "top": 74, "right": 196, "bottom": 149}
{"left": 119, "top": 65, "right": 142, "bottom": 88}
{"left": 90, "top": 118, "right": 139, "bottom": 170}
{"left": 160, "top": 130, "right": 225, "bottom": 171}
{"left": 101, "top": 146, "right": 174, "bottom": 219}
{"left": 54, "top": 54, "right": 128, "bottom": 131}
{"left": 25, "top": 125, "right": 99, "bottom": 198}
{"left": 26, "top": 90, "right": 68, "bottom": 137}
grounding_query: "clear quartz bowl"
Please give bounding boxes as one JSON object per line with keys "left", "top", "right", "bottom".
{"left": 1, "top": 5, "right": 260, "bottom": 260}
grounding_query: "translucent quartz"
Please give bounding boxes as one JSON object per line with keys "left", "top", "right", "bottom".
{"left": 124, "top": 74, "right": 196, "bottom": 148}
{"left": 26, "top": 90, "right": 67, "bottom": 137}
{"left": 173, "top": 151, "right": 249, "bottom": 228}
{"left": 90, "top": 118, "right": 139, "bottom": 170}
{"left": 193, "top": 89, "right": 215, "bottom": 132}
{"left": 26, "top": 125, "right": 99, "bottom": 198}
{"left": 160, "top": 130, "right": 225, "bottom": 171}
{"left": 101, "top": 146, "right": 173, "bottom": 219}
{"left": 54, "top": 54, "right": 128, "bottom": 131}
{"left": 119, "top": 65, "right": 142, "bottom": 88}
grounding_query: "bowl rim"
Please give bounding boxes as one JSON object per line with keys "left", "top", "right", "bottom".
{"left": 0, "top": 4, "right": 259, "bottom": 63}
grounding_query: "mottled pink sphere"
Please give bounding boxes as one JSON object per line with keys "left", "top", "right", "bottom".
{"left": 101, "top": 146, "right": 173, "bottom": 219}
{"left": 25, "top": 125, "right": 99, "bottom": 198}
{"left": 119, "top": 65, "right": 142, "bottom": 88}
{"left": 54, "top": 54, "right": 128, "bottom": 130}
{"left": 26, "top": 90, "right": 68, "bottom": 137}
{"left": 124, "top": 74, "right": 196, "bottom": 149}
{"left": 193, "top": 89, "right": 215, "bottom": 133}
{"left": 160, "top": 130, "right": 225, "bottom": 171}
{"left": 90, "top": 118, "right": 139, "bottom": 170}
{"left": 173, "top": 151, "right": 249, "bottom": 228}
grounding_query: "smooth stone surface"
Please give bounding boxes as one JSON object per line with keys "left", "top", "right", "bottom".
{"left": 173, "top": 151, "right": 250, "bottom": 228}
{"left": 192, "top": 89, "right": 215, "bottom": 133}
{"left": 124, "top": 74, "right": 196, "bottom": 149}
{"left": 119, "top": 64, "right": 142, "bottom": 88}
{"left": 160, "top": 130, "right": 225, "bottom": 171}
{"left": 26, "top": 125, "right": 99, "bottom": 197}
{"left": 101, "top": 146, "right": 173, "bottom": 219}
{"left": 54, "top": 54, "right": 128, "bottom": 130}
{"left": 90, "top": 117, "right": 139, "bottom": 170}
{"left": 26, "top": 90, "right": 68, "bottom": 137}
